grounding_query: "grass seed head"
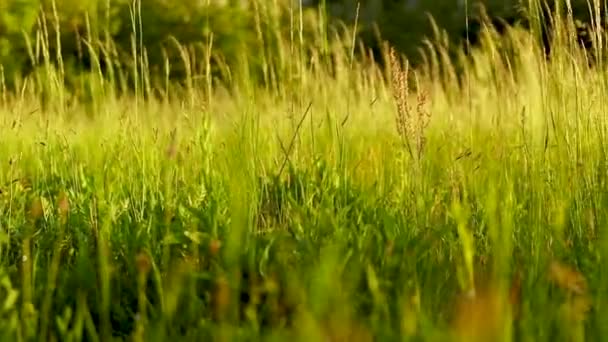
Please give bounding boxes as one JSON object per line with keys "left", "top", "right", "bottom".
{"left": 388, "top": 44, "right": 410, "bottom": 144}
{"left": 135, "top": 251, "right": 152, "bottom": 275}
{"left": 209, "top": 238, "right": 222, "bottom": 256}
{"left": 29, "top": 196, "right": 44, "bottom": 222}
{"left": 57, "top": 191, "right": 70, "bottom": 221}
{"left": 549, "top": 260, "right": 587, "bottom": 295}
{"left": 388, "top": 44, "right": 432, "bottom": 159}
{"left": 166, "top": 129, "right": 178, "bottom": 159}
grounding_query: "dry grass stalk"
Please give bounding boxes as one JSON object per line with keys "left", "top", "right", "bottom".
{"left": 388, "top": 44, "right": 432, "bottom": 160}
{"left": 389, "top": 45, "right": 409, "bottom": 143}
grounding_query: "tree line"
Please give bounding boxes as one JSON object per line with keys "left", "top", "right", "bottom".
{"left": 0, "top": 0, "right": 602, "bottom": 93}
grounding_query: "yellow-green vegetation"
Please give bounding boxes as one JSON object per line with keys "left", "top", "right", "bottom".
{"left": 1, "top": 1, "right": 607, "bottom": 341}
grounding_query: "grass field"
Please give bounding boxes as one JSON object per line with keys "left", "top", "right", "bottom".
{"left": 1, "top": 2, "right": 608, "bottom": 341}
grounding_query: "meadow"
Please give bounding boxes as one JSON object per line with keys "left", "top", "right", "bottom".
{"left": 0, "top": 1, "right": 607, "bottom": 341}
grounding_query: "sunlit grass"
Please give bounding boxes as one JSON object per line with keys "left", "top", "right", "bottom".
{"left": 0, "top": 1, "right": 607, "bottom": 341}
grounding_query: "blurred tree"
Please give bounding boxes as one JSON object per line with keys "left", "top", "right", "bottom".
{"left": 0, "top": 0, "right": 264, "bottom": 91}
{"left": 0, "top": 0, "right": 40, "bottom": 84}
{"left": 303, "top": 0, "right": 602, "bottom": 64}
{"left": 0, "top": 0, "right": 603, "bottom": 93}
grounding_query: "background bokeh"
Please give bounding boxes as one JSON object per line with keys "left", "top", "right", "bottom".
{"left": 0, "top": 0, "right": 598, "bottom": 89}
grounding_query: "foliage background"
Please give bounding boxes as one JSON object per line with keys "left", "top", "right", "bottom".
{"left": 0, "top": 0, "right": 607, "bottom": 341}
{"left": 0, "top": 0, "right": 600, "bottom": 91}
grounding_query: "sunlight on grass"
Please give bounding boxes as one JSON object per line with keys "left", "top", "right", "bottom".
{"left": 0, "top": 0, "right": 607, "bottom": 341}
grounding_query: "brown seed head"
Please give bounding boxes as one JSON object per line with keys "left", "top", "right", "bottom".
{"left": 57, "top": 191, "right": 70, "bottom": 219}
{"left": 209, "top": 239, "right": 222, "bottom": 256}
{"left": 165, "top": 129, "right": 178, "bottom": 159}
{"left": 388, "top": 44, "right": 410, "bottom": 143}
{"left": 135, "top": 252, "right": 152, "bottom": 275}
{"left": 549, "top": 260, "right": 587, "bottom": 295}
{"left": 29, "top": 197, "right": 44, "bottom": 221}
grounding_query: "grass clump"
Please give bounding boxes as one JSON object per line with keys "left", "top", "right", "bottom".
{"left": 0, "top": 1, "right": 608, "bottom": 341}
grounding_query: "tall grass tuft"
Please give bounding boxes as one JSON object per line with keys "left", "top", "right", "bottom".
{"left": 0, "top": 0, "right": 606, "bottom": 341}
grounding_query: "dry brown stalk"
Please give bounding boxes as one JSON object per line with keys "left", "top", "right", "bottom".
{"left": 388, "top": 44, "right": 432, "bottom": 160}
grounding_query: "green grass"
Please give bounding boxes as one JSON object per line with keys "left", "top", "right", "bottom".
{"left": 1, "top": 1, "right": 608, "bottom": 341}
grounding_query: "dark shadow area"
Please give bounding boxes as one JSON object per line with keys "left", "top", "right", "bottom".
{"left": 303, "top": 0, "right": 605, "bottom": 68}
